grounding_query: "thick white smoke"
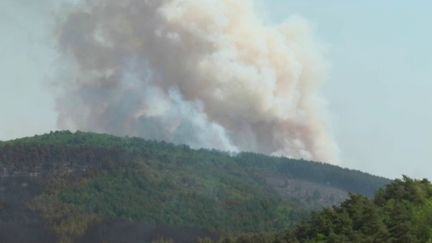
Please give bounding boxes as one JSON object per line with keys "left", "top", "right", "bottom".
{"left": 55, "top": 0, "right": 339, "bottom": 163}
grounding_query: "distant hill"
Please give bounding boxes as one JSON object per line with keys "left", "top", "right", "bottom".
{"left": 0, "top": 131, "right": 390, "bottom": 243}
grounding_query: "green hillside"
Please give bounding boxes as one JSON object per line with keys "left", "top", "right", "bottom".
{"left": 214, "top": 177, "right": 432, "bottom": 243}
{"left": 0, "top": 131, "right": 389, "bottom": 243}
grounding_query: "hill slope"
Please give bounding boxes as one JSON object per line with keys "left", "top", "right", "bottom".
{"left": 214, "top": 177, "right": 432, "bottom": 243}
{"left": 0, "top": 131, "right": 390, "bottom": 242}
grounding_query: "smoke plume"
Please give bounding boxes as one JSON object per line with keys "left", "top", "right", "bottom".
{"left": 54, "top": 0, "right": 339, "bottom": 163}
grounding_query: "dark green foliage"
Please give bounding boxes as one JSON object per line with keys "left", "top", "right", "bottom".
{"left": 59, "top": 172, "right": 294, "bottom": 232}
{"left": 280, "top": 177, "right": 432, "bottom": 243}
{"left": 0, "top": 131, "right": 390, "bottom": 242}
{"left": 211, "top": 178, "right": 432, "bottom": 243}
{"left": 0, "top": 131, "right": 389, "bottom": 196}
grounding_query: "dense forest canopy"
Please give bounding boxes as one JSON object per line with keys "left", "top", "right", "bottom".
{"left": 213, "top": 177, "right": 432, "bottom": 243}
{"left": 0, "top": 131, "right": 390, "bottom": 243}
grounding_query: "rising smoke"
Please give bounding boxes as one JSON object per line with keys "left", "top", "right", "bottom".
{"left": 54, "top": 0, "right": 339, "bottom": 163}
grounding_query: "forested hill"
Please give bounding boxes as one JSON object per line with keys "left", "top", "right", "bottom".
{"left": 213, "top": 177, "right": 432, "bottom": 243}
{"left": 0, "top": 131, "right": 390, "bottom": 243}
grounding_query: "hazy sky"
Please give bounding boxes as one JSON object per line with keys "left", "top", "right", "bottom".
{"left": 0, "top": 0, "right": 431, "bottom": 180}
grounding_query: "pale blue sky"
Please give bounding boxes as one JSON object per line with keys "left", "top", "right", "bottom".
{"left": 262, "top": 0, "right": 432, "bottom": 179}
{"left": 0, "top": 1, "right": 431, "bottom": 179}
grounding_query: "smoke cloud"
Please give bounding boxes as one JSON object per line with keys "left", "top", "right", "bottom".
{"left": 54, "top": 0, "right": 339, "bottom": 163}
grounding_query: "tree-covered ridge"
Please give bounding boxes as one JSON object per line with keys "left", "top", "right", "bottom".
{"left": 0, "top": 131, "right": 388, "bottom": 197}
{"left": 287, "top": 177, "right": 432, "bottom": 243}
{"left": 0, "top": 131, "right": 390, "bottom": 242}
{"left": 214, "top": 177, "right": 432, "bottom": 243}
